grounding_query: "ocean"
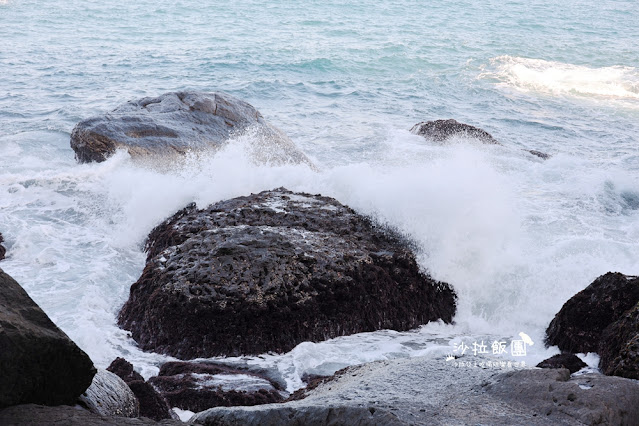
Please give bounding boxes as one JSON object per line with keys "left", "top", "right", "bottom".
{"left": 1, "top": 0, "right": 638, "bottom": 391}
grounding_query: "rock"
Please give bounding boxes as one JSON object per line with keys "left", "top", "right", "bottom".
{"left": 107, "top": 357, "right": 145, "bottom": 383}
{"left": 410, "top": 119, "right": 550, "bottom": 159}
{"left": 536, "top": 354, "right": 587, "bottom": 374}
{"left": 0, "top": 233, "right": 5, "bottom": 260}
{"left": 70, "top": 91, "right": 314, "bottom": 167}
{"left": 107, "top": 358, "right": 173, "bottom": 421}
{"left": 148, "top": 361, "right": 284, "bottom": 413}
{"left": 0, "top": 404, "right": 187, "bottom": 425}
{"left": 410, "top": 119, "right": 499, "bottom": 144}
{"left": 485, "top": 368, "right": 639, "bottom": 425}
{"left": 599, "top": 301, "right": 639, "bottom": 379}
{"left": 192, "top": 405, "right": 403, "bottom": 426}
{"left": 78, "top": 369, "right": 139, "bottom": 418}
{"left": 0, "top": 268, "right": 96, "bottom": 408}
{"left": 118, "top": 188, "right": 457, "bottom": 358}
{"left": 193, "top": 354, "right": 639, "bottom": 426}
{"left": 545, "top": 272, "right": 639, "bottom": 353}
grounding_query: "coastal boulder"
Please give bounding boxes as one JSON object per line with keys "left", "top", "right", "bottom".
{"left": 599, "top": 301, "right": 639, "bottom": 379}
{"left": 411, "top": 119, "right": 499, "bottom": 144}
{"left": 148, "top": 361, "right": 283, "bottom": 413}
{"left": 535, "top": 354, "right": 587, "bottom": 374}
{"left": 107, "top": 358, "right": 173, "bottom": 421}
{"left": 70, "top": 91, "right": 314, "bottom": 167}
{"left": 411, "top": 119, "right": 550, "bottom": 159}
{"left": 118, "top": 188, "right": 456, "bottom": 358}
{"left": 0, "top": 269, "right": 96, "bottom": 408}
{"left": 78, "top": 369, "right": 138, "bottom": 418}
{"left": 545, "top": 272, "right": 639, "bottom": 353}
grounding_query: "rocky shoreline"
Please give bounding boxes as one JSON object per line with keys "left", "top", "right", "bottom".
{"left": 1, "top": 92, "right": 638, "bottom": 424}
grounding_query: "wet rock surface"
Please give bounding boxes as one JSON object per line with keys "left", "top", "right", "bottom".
{"left": 411, "top": 119, "right": 550, "bottom": 159}
{"left": 411, "top": 119, "right": 499, "bottom": 144}
{"left": 0, "top": 268, "right": 96, "bottom": 408}
{"left": 0, "top": 404, "right": 187, "bottom": 426}
{"left": 118, "top": 188, "right": 456, "bottom": 358}
{"left": 599, "top": 301, "right": 639, "bottom": 379}
{"left": 78, "top": 369, "right": 139, "bottom": 418}
{"left": 70, "top": 91, "right": 313, "bottom": 167}
{"left": 148, "top": 361, "right": 284, "bottom": 413}
{"left": 107, "top": 358, "right": 173, "bottom": 421}
{"left": 192, "top": 355, "right": 639, "bottom": 426}
{"left": 536, "top": 354, "right": 587, "bottom": 374}
{"left": 545, "top": 272, "right": 639, "bottom": 354}
{"left": 0, "top": 233, "right": 5, "bottom": 260}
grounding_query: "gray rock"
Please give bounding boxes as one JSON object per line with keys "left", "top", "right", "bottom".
{"left": 0, "top": 268, "right": 96, "bottom": 408}
{"left": 118, "top": 188, "right": 456, "bottom": 358}
{"left": 192, "top": 356, "right": 639, "bottom": 426}
{"left": 0, "top": 404, "right": 188, "bottom": 425}
{"left": 70, "top": 91, "right": 314, "bottom": 167}
{"left": 0, "top": 232, "right": 5, "bottom": 260}
{"left": 78, "top": 369, "right": 139, "bottom": 418}
{"left": 485, "top": 368, "right": 639, "bottom": 425}
{"left": 536, "top": 354, "right": 587, "bottom": 374}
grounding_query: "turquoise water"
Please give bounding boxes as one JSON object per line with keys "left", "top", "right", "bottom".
{"left": 1, "top": 0, "right": 638, "bottom": 390}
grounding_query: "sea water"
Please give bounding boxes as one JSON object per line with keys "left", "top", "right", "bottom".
{"left": 1, "top": 0, "right": 638, "bottom": 391}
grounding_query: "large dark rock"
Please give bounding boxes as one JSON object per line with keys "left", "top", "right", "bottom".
{"left": 78, "top": 369, "right": 139, "bottom": 418}
{"left": 70, "top": 91, "right": 314, "bottom": 167}
{"left": 536, "top": 354, "right": 587, "bottom": 374}
{"left": 545, "top": 272, "right": 639, "bottom": 353}
{"left": 410, "top": 119, "right": 499, "bottom": 144}
{"left": 599, "top": 301, "right": 639, "bottom": 379}
{"left": 118, "top": 188, "right": 456, "bottom": 358}
{"left": 107, "top": 358, "right": 173, "bottom": 421}
{"left": 0, "top": 268, "right": 96, "bottom": 408}
{"left": 148, "top": 361, "right": 284, "bottom": 413}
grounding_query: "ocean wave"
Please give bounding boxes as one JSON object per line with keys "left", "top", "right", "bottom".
{"left": 480, "top": 56, "right": 639, "bottom": 101}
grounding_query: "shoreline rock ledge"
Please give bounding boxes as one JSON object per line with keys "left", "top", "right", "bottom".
{"left": 70, "top": 91, "right": 314, "bottom": 167}
{"left": 118, "top": 188, "right": 456, "bottom": 358}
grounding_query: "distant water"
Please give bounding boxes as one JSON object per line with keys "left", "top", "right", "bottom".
{"left": 1, "top": 0, "right": 638, "bottom": 391}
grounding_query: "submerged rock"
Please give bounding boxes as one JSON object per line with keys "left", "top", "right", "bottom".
{"left": 107, "top": 358, "right": 173, "bottom": 421}
{"left": 0, "top": 268, "right": 96, "bottom": 408}
{"left": 599, "top": 301, "right": 639, "bottom": 379}
{"left": 545, "top": 272, "right": 639, "bottom": 354}
{"left": 536, "top": 354, "right": 587, "bottom": 374}
{"left": 410, "top": 119, "right": 499, "bottom": 144}
{"left": 78, "top": 369, "right": 139, "bottom": 418}
{"left": 118, "top": 188, "right": 456, "bottom": 358}
{"left": 410, "top": 119, "right": 550, "bottom": 159}
{"left": 148, "top": 361, "right": 284, "bottom": 413}
{"left": 70, "top": 91, "right": 314, "bottom": 167}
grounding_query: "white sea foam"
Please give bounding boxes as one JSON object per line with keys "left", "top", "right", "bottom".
{"left": 480, "top": 56, "right": 639, "bottom": 103}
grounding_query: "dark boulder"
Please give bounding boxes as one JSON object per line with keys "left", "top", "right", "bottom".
{"left": 545, "top": 272, "right": 639, "bottom": 353}
{"left": 118, "top": 188, "right": 456, "bottom": 358}
{"left": 410, "top": 119, "right": 499, "bottom": 144}
{"left": 107, "top": 358, "right": 173, "bottom": 421}
{"left": 410, "top": 119, "right": 550, "bottom": 159}
{"left": 148, "top": 361, "right": 284, "bottom": 413}
{"left": 0, "top": 232, "right": 5, "bottom": 260}
{"left": 70, "top": 91, "right": 314, "bottom": 167}
{"left": 0, "top": 268, "right": 96, "bottom": 408}
{"left": 536, "top": 354, "right": 587, "bottom": 374}
{"left": 599, "top": 301, "right": 639, "bottom": 379}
